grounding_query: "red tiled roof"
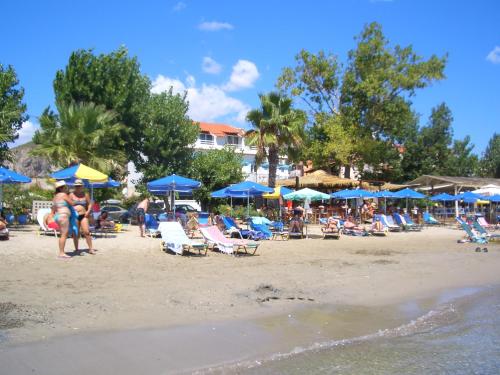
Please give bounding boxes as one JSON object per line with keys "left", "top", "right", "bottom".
{"left": 196, "top": 122, "right": 244, "bottom": 137}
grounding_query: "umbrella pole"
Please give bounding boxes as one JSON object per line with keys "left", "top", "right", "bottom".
{"left": 247, "top": 193, "right": 250, "bottom": 218}
{"left": 0, "top": 184, "right": 3, "bottom": 211}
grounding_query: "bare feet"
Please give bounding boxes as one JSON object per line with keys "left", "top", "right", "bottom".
{"left": 58, "top": 254, "right": 72, "bottom": 260}
{"left": 88, "top": 249, "right": 96, "bottom": 255}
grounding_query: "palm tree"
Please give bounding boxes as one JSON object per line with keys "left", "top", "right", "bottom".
{"left": 32, "top": 102, "right": 126, "bottom": 175}
{"left": 246, "top": 92, "right": 306, "bottom": 187}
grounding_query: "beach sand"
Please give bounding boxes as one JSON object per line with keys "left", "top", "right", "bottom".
{"left": 0, "top": 225, "right": 499, "bottom": 373}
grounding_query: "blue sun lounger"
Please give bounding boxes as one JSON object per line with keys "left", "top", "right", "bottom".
{"left": 456, "top": 217, "right": 488, "bottom": 244}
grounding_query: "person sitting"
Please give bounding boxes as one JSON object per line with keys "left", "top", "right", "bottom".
{"left": 371, "top": 216, "right": 385, "bottom": 232}
{"left": 0, "top": 213, "right": 7, "bottom": 231}
{"left": 325, "top": 216, "right": 339, "bottom": 232}
{"left": 343, "top": 216, "right": 367, "bottom": 236}
{"left": 96, "top": 211, "right": 115, "bottom": 229}
{"left": 289, "top": 205, "right": 304, "bottom": 233}
{"left": 44, "top": 208, "right": 60, "bottom": 231}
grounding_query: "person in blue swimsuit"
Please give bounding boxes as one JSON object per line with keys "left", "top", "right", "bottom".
{"left": 53, "top": 180, "right": 76, "bottom": 259}
{"left": 69, "top": 179, "right": 94, "bottom": 254}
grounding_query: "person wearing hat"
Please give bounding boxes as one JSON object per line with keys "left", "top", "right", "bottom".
{"left": 52, "top": 180, "right": 76, "bottom": 259}
{"left": 69, "top": 179, "right": 95, "bottom": 254}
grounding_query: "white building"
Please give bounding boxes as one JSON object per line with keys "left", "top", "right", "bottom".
{"left": 195, "top": 122, "right": 290, "bottom": 184}
{"left": 125, "top": 122, "right": 290, "bottom": 196}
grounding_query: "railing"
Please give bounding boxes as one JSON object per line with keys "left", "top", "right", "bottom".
{"left": 199, "top": 139, "right": 214, "bottom": 145}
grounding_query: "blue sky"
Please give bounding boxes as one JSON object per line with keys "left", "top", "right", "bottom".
{"left": 2, "top": 0, "right": 499, "bottom": 154}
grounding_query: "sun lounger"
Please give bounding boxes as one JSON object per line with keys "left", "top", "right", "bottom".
{"left": 158, "top": 221, "right": 207, "bottom": 255}
{"left": 200, "top": 226, "right": 259, "bottom": 255}
{"left": 321, "top": 219, "right": 341, "bottom": 239}
{"left": 472, "top": 220, "right": 500, "bottom": 241}
{"left": 380, "top": 214, "right": 401, "bottom": 232}
{"left": 477, "top": 217, "right": 496, "bottom": 230}
{"left": 248, "top": 217, "right": 272, "bottom": 239}
{"left": 36, "top": 208, "right": 59, "bottom": 237}
{"left": 145, "top": 214, "right": 161, "bottom": 237}
{"left": 0, "top": 227, "right": 8, "bottom": 240}
{"left": 393, "top": 213, "right": 419, "bottom": 231}
{"left": 423, "top": 212, "right": 441, "bottom": 226}
{"left": 403, "top": 214, "right": 423, "bottom": 231}
{"left": 456, "top": 217, "right": 488, "bottom": 244}
{"left": 371, "top": 215, "right": 388, "bottom": 236}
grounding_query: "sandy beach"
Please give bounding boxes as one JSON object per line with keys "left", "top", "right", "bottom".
{"left": 1, "top": 225, "right": 499, "bottom": 373}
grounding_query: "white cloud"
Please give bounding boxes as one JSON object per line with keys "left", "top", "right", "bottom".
{"left": 198, "top": 21, "right": 234, "bottom": 31}
{"left": 223, "top": 59, "right": 260, "bottom": 91}
{"left": 172, "top": 1, "right": 186, "bottom": 12}
{"left": 10, "top": 120, "right": 37, "bottom": 146}
{"left": 151, "top": 74, "right": 249, "bottom": 123}
{"left": 486, "top": 46, "right": 500, "bottom": 64}
{"left": 202, "top": 57, "right": 222, "bottom": 74}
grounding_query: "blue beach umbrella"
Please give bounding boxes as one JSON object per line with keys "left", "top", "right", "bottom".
{"left": 0, "top": 167, "right": 32, "bottom": 210}
{"left": 393, "top": 188, "right": 426, "bottom": 211}
{"left": 489, "top": 195, "right": 500, "bottom": 203}
{"left": 222, "top": 181, "right": 273, "bottom": 217}
{"left": 374, "top": 190, "right": 397, "bottom": 214}
{"left": 147, "top": 174, "right": 201, "bottom": 216}
{"left": 430, "top": 193, "right": 456, "bottom": 201}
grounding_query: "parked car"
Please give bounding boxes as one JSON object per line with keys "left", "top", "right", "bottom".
{"left": 174, "top": 204, "right": 199, "bottom": 213}
{"left": 100, "top": 205, "right": 129, "bottom": 223}
{"left": 128, "top": 202, "right": 166, "bottom": 225}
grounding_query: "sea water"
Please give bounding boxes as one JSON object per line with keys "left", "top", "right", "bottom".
{"left": 217, "top": 287, "right": 500, "bottom": 374}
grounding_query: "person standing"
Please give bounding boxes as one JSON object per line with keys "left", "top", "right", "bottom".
{"left": 52, "top": 181, "right": 76, "bottom": 259}
{"left": 69, "top": 179, "right": 94, "bottom": 254}
{"left": 137, "top": 197, "right": 149, "bottom": 237}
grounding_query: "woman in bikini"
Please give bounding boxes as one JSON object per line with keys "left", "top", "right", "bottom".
{"left": 53, "top": 181, "right": 75, "bottom": 258}
{"left": 69, "top": 179, "right": 94, "bottom": 254}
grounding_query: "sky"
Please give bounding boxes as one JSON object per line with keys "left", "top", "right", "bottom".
{"left": 2, "top": 0, "right": 499, "bottom": 154}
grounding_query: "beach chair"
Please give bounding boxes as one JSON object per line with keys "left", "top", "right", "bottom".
{"left": 198, "top": 212, "right": 210, "bottom": 228}
{"left": 380, "top": 214, "right": 401, "bottom": 232}
{"left": 321, "top": 219, "right": 342, "bottom": 239}
{"left": 144, "top": 214, "right": 161, "bottom": 237}
{"left": 158, "top": 221, "right": 207, "bottom": 255}
{"left": 456, "top": 217, "right": 488, "bottom": 244}
{"left": 0, "top": 226, "right": 8, "bottom": 240}
{"left": 393, "top": 213, "right": 418, "bottom": 231}
{"left": 477, "top": 217, "right": 495, "bottom": 230}
{"left": 248, "top": 217, "right": 272, "bottom": 239}
{"left": 269, "top": 221, "right": 289, "bottom": 241}
{"left": 36, "top": 208, "right": 59, "bottom": 237}
{"left": 423, "top": 212, "right": 441, "bottom": 226}
{"left": 472, "top": 220, "right": 500, "bottom": 241}
{"left": 222, "top": 216, "right": 265, "bottom": 240}
{"left": 370, "top": 215, "right": 388, "bottom": 236}
{"left": 403, "top": 214, "right": 423, "bottom": 231}
{"left": 200, "top": 226, "right": 260, "bottom": 255}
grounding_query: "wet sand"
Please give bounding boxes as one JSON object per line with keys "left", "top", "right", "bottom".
{"left": 0, "top": 225, "right": 499, "bottom": 373}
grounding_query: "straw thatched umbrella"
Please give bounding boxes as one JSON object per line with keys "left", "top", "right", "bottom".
{"left": 278, "top": 170, "right": 359, "bottom": 190}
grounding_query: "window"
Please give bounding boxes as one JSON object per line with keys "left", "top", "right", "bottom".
{"left": 199, "top": 133, "right": 214, "bottom": 145}
{"left": 226, "top": 135, "right": 240, "bottom": 146}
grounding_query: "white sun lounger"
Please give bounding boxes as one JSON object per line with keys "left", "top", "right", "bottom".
{"left": 158, "top": 221, "right": 207, "bottom": 255}
{"left": 36, "top": 208, "right": 59, "bottom": 237}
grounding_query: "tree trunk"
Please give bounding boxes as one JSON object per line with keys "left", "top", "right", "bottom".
{"left": 268, "top": 145, "right": 279, "bottom": 188}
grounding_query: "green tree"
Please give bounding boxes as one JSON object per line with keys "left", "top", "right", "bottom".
{"left": 246, "top": 92, "right": 306, "bottom": 187}
{"left": 445, "top": 136, "right": 479, "bottom": 176}
{"left": 32, "top": 102, "right": 126, "bottom": 174}
{"left": 480, "top": 133, "right": 500, "bottom": 178}
{"left": 53, "top": 47, "right": 150, "bottom": 164}
{"left": 0, "top": 64, "right": 28, "bottom": 163}
{"left": 278, "top": 22, "right": 447, "bottom": 181}
{"left": 136, "top": 89, "right": 199, "bottom": 181}
{"left": 189, "top": 147, "right": 243, "bottom": 210}
{"left": 400, "top": 103, "right": 454, "bottom": 180}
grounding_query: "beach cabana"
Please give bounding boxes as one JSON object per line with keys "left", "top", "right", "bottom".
{"left": 0, "top": 166, "right": 32, "bottom": 210}
{"left": 278, "top": 170, "right": 359, "bottom": 190}
{"left": 147, "top": 174, "right": 201, "bottom": 216}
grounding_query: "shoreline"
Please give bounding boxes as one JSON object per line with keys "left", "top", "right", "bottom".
{"left": 1, "top": 284, "right": 499, "bottom": 375}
